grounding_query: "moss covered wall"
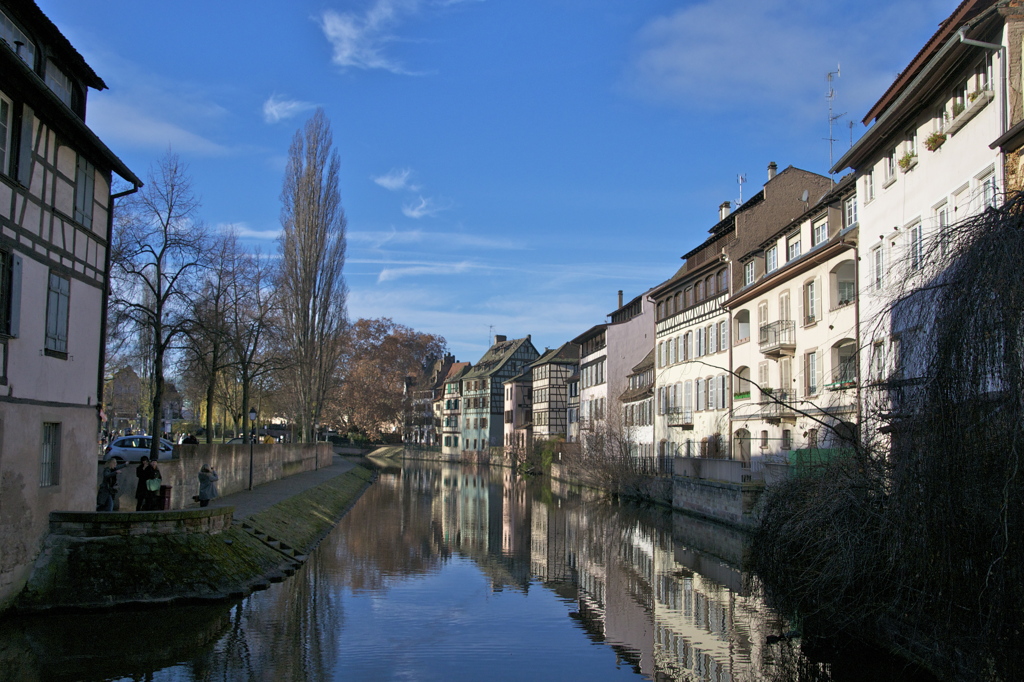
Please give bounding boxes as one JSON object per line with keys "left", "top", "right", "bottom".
{"left": 16, "top": 466, "right": 373, "bottom": 613}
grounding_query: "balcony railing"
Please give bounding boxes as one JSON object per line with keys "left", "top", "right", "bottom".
{"left": 760, "top": 389, "right": 795, "bottom": 420}
{"left": 665, "top": 406, "right": 693, "bottom": 428}
{"left": 826, "top": 363, "right": 857, "bottom": 391}
{"left": 758, "top": 320, "right": 796, "bottom": 357}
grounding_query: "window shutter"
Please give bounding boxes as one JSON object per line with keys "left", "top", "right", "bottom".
{"left": 720, "top": 321, "right": 728, "bottom": 349}
{"left": 684, "top": 381, "right": 693, "bottom": 410}
{"left": 709, "top": 324, "right": 718, "bottom": 353}
{"left": 708, "top": 377, "right": 716, "bottom": 410}
{"left": 816, "top": 350, "right": 824, "bottom": 395}
{"left": 17, "top": 105, "right": 34, "bottom": 186}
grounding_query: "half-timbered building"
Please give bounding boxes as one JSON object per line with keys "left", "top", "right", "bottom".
{"left": 0, "top": 0, "right": 140, "bottom": 610}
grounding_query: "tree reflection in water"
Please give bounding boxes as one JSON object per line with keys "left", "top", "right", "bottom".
{"left": 0, "top": 461, "right": 933, "bottom": 681}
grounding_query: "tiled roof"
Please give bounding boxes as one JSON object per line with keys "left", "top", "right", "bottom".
{"left": 463, "top": 337, "right": 535, "bottom": 379}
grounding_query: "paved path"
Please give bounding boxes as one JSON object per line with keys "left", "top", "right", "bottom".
{"left": 206, "top": 455, "right": 360, "bottom": 520}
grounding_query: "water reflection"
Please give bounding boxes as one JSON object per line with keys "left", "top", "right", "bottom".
{"left": 0, "top": 461, "right": 931, "bottom": 681}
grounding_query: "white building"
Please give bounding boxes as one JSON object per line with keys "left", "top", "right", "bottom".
{"left": 650, "top": 165, "right": 832, "bottom": 460}
{"left": 831, "top": 0, "right": 1009, "bottom": 437}
{"left": 727, "top": 176, "right": 860, "bottom": 461}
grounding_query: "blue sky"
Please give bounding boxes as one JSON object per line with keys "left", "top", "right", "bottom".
{"left": 38, "top": 0, "right": 953, "bottom": 360}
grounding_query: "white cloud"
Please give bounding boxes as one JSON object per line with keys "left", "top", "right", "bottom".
{"left": 217, "top": 222, "right": 282, "bottom": 240}
{"left": 262, "top": 95, "right": 317, "bottom": 124}
{"left": 625, "top": 0, "right": 951, "bottom": 121}
{"left": 349, "top": 227, "right": 525, "bottom": 250}
{"left": 377, "top": 260, "right": 475, "bottom": 281}
{"left": 402, "top": 195, "right": 452, "bottom": 219}
{"left": 87, "top": 97, "right": 229, "bottom": 155}
{"left": 372, "top": 167, "right": 415, "bottom": 191}
{"left": 320, "top": 1, "right": 418, "bottom": 75}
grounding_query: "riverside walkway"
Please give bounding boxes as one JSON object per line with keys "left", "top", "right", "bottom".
{"left": 207, "top": 454, "right": 359, "bottom": 520}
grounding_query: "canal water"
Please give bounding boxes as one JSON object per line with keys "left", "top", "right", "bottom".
{"left": 0, "top": 461, "right": 935, "bottom": 681}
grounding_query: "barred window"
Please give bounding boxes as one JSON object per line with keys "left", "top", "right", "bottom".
{"left": 40, "top": 422, "right": 61, "bottom": 487}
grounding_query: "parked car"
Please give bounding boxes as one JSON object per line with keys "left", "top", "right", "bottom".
{"left": 225, "top": 437, "right": 246, "bottom": 445}
{"left": 103, "top": 436, "right": 174, "bottom": 462}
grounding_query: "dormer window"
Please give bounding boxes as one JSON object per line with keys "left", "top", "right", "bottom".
{"left": 0, "top": 10, "right": 35, "bottom": 68}
{"left": 45, "top": 59, "right": 72, "bottom": 106}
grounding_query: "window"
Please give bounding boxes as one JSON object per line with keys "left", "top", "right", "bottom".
{"left": 865, "top": 169, "right": 875, "bottom": 202}
{"left": 0, "top": 249, "right": 20, "bottom": 337}
{"left": 884, "top": 148, "right": 897, "bottom": 183}
{"left": 812, "top": 218, "right": 827, "bottom": 246}
{"left": 0, "top": 91, "right": 10, "bottom": 176}
{"left": 843, "top": 196, "right": 858, "bottom": 228}
{"left": 782, "top": 429, "right": 792, "bottom": 451}
{"left": 40, "top": 422, "right": 61, "bottom": 487}
{"left": 45, "top": 273, "right": 69, "bottom": 356}
{"left": 908, "top": 221, "right": 923, "bottom": 270}
{"left": 696, "top": 280, "right": 704, "bottom": 301}
{"left": 766, "top": 246, "right": 778, "bottom": 273}
{"left": 871, "top": 341, "right": 886, "bottom": 381}
{"left": 736, "top": 310, "right": 750, "bottom": 342}
{"left": 0, "top": 10, "right": 35, "bottom": 67}
{"left": 805, "top": 350, "right": 821, "bottom": 396}
{"left": 935, "top": 203, "right": 949, "bottom": 255}
{"left": 74, "top": 156, "right": 95, "bottom": 229}
{"left": 708, "top": 376, "right": 716, "bottom": 410}
{"left": 872, "top": 246, "right": 885, "bottom": 291}
{"left": 832, "top": 260, "right": 855, "bottom": 308}
{"left": 45, "top": 60, "right": 72, "bottom": 106}
{"left": 760, "top": 430, "right": 769, "bottom": 449}
{"left": 744, "top": 261, "right": 755, "bottom": 286}
{"left": 979, "top": 172, "right": 997, "bottom": 210}
{"left": 480, "top": 417, "right": 487, "bottom": 429}
{"left": 718, "top": 269, "right": 728, "bottom": 293}
{"left": 718, "top": 320, "right": 728, "bottom": 350}
{"left": 804, "top": 279, "right": 818, "bottom": 325}
{"left": 787, "top": 234, "right": 801, "bottom": 261}
{"left": 706, "top": 275, "right": 715, "bottom": 296}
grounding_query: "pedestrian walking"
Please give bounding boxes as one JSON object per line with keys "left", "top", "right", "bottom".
{"left": 96, "top": 458, "right": 127, "bottom": 511}
{"left": 197, "top": 464, "right": 219, "bottom": 507}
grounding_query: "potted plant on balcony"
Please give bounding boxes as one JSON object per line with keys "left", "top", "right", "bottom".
{"left": 924, "top": 131, "right": 946, "bottom": 151}
{"left": 898, "top": 151, "right": 917, "bottom": 172}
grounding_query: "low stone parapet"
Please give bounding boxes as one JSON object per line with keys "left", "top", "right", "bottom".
{"left": 49, "top": 508, "right": 233, "bottom": 538}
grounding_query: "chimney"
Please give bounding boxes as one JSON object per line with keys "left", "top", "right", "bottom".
{"left": 719, "top": 201, "right": 731, "bottom": 220}
{"left": 767, "top": 161, "right": 778, "bottom": 180}
{"left": 617, "top": 290, "right": 623, "bottom": 308}
{"left": 494, "top": 334, "right": 506, "bottom": 344}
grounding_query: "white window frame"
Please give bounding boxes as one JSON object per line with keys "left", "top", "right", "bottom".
{"left": 908, "top": 221, "right": 924, "bottom": 271}
{"left": 872, "top": 246, "right": 885, "bottom": 291}
{"left": 743, "top": 261, "right": 755, "bottom": 286}
{"left": 812, "top": 218, "right": 827, "bottom": 246}
{"left": 844, "top": 196, "right": 858, "bottom": 228}
{"left": 766, "top": 246, "right": 778, "bottom": 273}
{"left": 787, "top": 234, "right": 801, "bottom": 262}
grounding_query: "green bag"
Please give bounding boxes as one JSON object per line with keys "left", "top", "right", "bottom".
{"left": 146, "top": 478, "right": 162, "bottom": 492}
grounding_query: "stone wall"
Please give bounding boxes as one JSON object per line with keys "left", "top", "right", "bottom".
{"left": 16, "top": 466, "right": 373, "bottom": 613}
{"left": 115, "top": 443, "right": 332, "bottom": 511}
{"left": 671, "top": 477, "right": 764, "bottom": 529}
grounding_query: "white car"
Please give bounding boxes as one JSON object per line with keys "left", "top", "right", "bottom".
{"left": 103, "top": 436, "right": 174, "bottom": 461}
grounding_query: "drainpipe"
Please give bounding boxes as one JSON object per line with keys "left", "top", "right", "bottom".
{"left": 98, "top": 180, "right": 141, "bottom": 431}
{"left": 844, "top": 238, "right": 862, "bottom": 442}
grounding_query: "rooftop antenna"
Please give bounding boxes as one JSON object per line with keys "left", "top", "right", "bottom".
{"left": 825, "top": 65, "right": 845, "bottom": 180}
{"left": 848, "top": 120, "right": 855, "bottom": 148}
{"left": 487, "top": 325, "right": 494, "bottom": 346}
{"left": 736, "top": 173, "right": 747, "bottom": 206}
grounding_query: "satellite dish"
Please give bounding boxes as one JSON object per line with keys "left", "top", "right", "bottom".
{"left": 800, "top": 190, "right": 809, "bottom": 202}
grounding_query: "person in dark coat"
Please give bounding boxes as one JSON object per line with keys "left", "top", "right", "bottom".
{"left": 135, "top": 456, "right": 151, "bottom": 511}
{"left": 197, "top": 464, "right": 219, "bottom": 507}
{"left": 145, "top": 459, "right": 163, "bottom": 510}
{"left": 97, "top": 458, "right": 127, "bottom": 511}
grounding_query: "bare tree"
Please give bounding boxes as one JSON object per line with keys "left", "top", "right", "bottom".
{"left": 278, "top": 109, "right": 348, "bottom": 442}
{"left": 225, "top": 247, "right": 279, "bottom": 442}
{"left": 109, "top": 153, "right": 207, "bottom": 459}
{"left": 179, "top": 232, "right": 237, "bottom": 442}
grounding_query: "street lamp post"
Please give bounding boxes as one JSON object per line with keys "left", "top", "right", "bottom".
{"left": 248, "top": 407, "right": 257, "bottom": 490}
